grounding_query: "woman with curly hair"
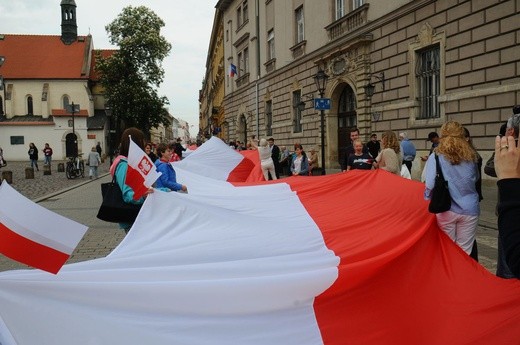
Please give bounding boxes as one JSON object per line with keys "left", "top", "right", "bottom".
{"left": 424, "top": 121, "right": 480, "bottom": 254}
{"left": 375, "top": 130, "right": 402, "bottom": 175}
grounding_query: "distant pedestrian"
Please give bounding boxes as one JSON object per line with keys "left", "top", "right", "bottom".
{"left": 87, "top": 146, "right": 101, "bottom": 179}
{"left": 347, "top": 139, "right": 374, "bottom": 171}
{"left": 399, "top": 132, "right": 416, "bottom": 174}
{"left": 366, "top": 133, "right": 381, "bottom": 160}
{"left": 42, "top": 143, "right": 53, "bottom": 166}
{"left": 96, "top": 141, "right": 102, "bottom": 156}
{"left": 145, "top": 143, "right": 157, "bottom": 163}
{"left": 374, "top": 131, "right": 402, "bottom": 175}
{"left": 173, "top": 138, "right": 186, "bottom": 160}
{"left": 28, "top": 143, "right": 39, "bottom": 171}
{"left": 0, "top": 147, "right": 5, "bottom": 167}
{"left": 291, "top": 143, "right": 309, "bottom": 176}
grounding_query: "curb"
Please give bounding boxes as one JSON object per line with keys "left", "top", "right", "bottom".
{"left": 33, "top": 172, "right": 110, "bottom": 203}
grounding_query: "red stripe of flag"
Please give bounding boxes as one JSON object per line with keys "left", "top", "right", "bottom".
{"left": 227, "top": 154, "right": 256, "bottom": 182}
{"left": 0, "top": 222, "right": 69, "bottom": 274}
{"left": 126, "top": 165, "right": 149, "bottom": 201}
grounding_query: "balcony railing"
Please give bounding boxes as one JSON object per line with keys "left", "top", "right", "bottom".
{"left": 325, "top": 4, "right": 369, "bottom": 41}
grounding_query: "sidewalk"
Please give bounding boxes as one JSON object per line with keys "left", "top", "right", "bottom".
{"left": 0, "top": 159, "right": 110, "bottom": 201}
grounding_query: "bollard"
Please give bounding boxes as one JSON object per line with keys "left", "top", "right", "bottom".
{"left": 25, "top": 167, "right": 34, "bottom": 179}
{"left": 57, "top": 162, "right": 65, "bottom": 172}
{"left": 43, "top": 164, "right": 52, "bottom": 175}
{"left": 1, "top": 170, "right": 13, "bottom": 184}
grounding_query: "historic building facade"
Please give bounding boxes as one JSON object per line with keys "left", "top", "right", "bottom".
{"left": 199, "top": 9, "right": 226, "bottom": 142}
{"left": 207, "top": 0, "right": 520, "bottom": 175}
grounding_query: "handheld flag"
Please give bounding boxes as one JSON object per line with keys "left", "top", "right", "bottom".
{"left": 0, "top": 180, "right": 88, "bottom": 274}
{"left": 126, "top": 136, "right": 161, "bottom": 200}
{"left": 229, "top": 63, "right": 237, "bottom": 77}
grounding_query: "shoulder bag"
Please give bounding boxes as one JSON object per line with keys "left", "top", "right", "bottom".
{"left": 428, "top": 154, "right": 452, "bottom": 214}
{"left": 96, "top": 170, "right": 142, "bottom": 223}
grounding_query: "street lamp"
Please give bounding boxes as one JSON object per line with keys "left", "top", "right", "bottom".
{"left": 66, "top": 102, "right": 80, "bottom": 157}
{"left": 314, "top": 69, "right": 329, "bottom": 175}
{"left": 105, "top": 103, "right": 113, "bottom": 164}
{"left": 0, "top": 56, "right": 5, "bottom": 116}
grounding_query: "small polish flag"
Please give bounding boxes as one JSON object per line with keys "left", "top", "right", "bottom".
{"left": 0, "top": 180, "right": 88, "bottom": 274}
{"left": 126, "top": 136, "right": 162, "bottom": 200}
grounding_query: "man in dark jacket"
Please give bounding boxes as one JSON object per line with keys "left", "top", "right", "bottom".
{"left": 173, "top": 138, "right": 186, "bottom": 160}
{"left": 268, "top": 137, "right": 281, "bottom": 179}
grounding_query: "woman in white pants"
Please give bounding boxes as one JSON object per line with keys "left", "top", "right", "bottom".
{"left": 252, "top": 138, "right": 278, "bottom": 181}
{"left": 424, "top": 121, "right": 480, "bottom": 255}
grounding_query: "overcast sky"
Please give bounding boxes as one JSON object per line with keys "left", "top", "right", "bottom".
{"left": 0, "top": 0, "right": 217, "bottom": 134}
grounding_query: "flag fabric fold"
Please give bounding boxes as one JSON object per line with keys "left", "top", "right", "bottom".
{"left": 0, "top": 181, "right": 88, "bottom": 274}
{"left": 0, "top": 138, "right": 520, "bottom": 344}
{"left": 126, "top": 136, "right": 161, "bottom": 200}
{"left": 229, "top": 63, "right": 237, "bottom": 77}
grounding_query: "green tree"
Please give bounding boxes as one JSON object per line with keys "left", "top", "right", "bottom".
{"left": 96, "top": 6, "right": 172, "bottom": 138}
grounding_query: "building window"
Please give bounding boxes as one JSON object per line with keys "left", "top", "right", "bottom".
{"left": 243, "top": 0, "right": 248, "bottom": 23}
{"left": 27, "top": 96, "right": 33, "bottom": 115}
{"left": 0, "top": 96, "right": 3, "bottom": 115}
{"left": 353, "top": 0, "right": 364, "bottom": 10}
{"left": 265, "top": 100, "right": 273, "bottom": 136}
{"left": 416, "top": 45, "right": 440, "bottom": 119}
{"left": 267, "top": 29, "right": 275, "bottom": 60}
{"left": 10, "top": 136, "right": 25, "bottom": 145}
{"left": 63, "top": 95, "right": 70, "bottom": 109}
{"left": 295, "top": 6, "right": 304, "bottom": 44}
{"left": 336, "top": 0, "right": 345, "bottom": 20}
{"left": 238, "top": 47, "right": 249, "bottom": 75}
{"left": 237, "top": 6, "right": 242, "bottom": 27}
{"left": 237, "top": 51, "right": 242, "bottom": 75}
{"left": 293, "top": 90, "right": 302, "bottom": 133}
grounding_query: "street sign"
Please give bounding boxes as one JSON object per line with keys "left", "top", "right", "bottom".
{"left": 314, "top": 98, "right": 331, "bottom": 110}
{"left": 66, "top": 103, "right": 80, "bottom": 113}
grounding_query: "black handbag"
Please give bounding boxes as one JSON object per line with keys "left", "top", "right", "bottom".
{"left": 483, "top": 152, "right": 496, "bottom": 177}
{"left": 428, "top": 154, "right": 452, "bottom": 214}
{"left": 96, "top": 175, "right": 142, "bottom": 223}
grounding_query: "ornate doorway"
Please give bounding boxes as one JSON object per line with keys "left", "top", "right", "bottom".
{"left": 337, "top": 85, "right": 357, "bottom": 165}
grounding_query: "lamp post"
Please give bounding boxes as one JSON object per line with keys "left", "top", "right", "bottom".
{"left": 0, "top": 56, "right": 5, "bottom": 116}
{"left": 105, "top": 103, "right": 113, "bottom": 165}
{"left": 66, "top": 102, "right": 80, "bottom": 157}
{"left": 314, "top": 69, "right": 329, "bottom": 175}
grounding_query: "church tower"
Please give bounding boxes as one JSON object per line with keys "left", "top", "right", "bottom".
{"left": 60, "top": 0, "right": 77, "bottom": 45}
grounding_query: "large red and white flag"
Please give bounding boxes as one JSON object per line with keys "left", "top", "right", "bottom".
{"left": 0, "top": 181, "right": 88, "bottom": 274}
{"left": 0, "top": 138, "right": 520, "bottom": 344}
{"left": 126, "top": 136, "right": 161, "bottom": 200}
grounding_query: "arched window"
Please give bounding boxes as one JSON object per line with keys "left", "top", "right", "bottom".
{"left": 63, "top": 95, "right": 70, "bottom": 110}
{"left": 27, "top": 96, "right": 33, "bottom": 115}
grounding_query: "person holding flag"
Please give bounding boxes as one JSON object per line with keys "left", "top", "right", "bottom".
{"left": 110, "top": 127, "right": 161, "bottom": 232}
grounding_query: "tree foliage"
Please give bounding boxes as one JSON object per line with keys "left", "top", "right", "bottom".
{"left": 96, "top": 6, "right": 172, "bottom": 137}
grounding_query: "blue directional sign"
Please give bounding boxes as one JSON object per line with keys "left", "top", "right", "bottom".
{"left": 314, "top": 98, "right": 331, "bottom": 110}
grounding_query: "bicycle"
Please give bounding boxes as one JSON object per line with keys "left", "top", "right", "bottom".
{"left": 66, "top": 153, "right": 85, "bottom": 179}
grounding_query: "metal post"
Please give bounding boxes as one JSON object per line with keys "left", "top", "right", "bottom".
{"left": 71, "top": 102, "right": 77, "bottom": 157}
{"left": 320, "top": 91, "right": 326, "bottom": 176}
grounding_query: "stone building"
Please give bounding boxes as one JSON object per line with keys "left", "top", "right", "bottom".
{"left": 206, "top": 0, "right": 520, "bottom": 176}
{"left": 0, "top": 0, "right": 111, "bottom": 161}
{"left": 199, "top": 9, "right": 226, "bottom": 142}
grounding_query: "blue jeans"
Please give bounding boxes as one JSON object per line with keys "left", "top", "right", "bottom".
{"left": 30, "top": 159, "right": 39, "bottom": 170}
{"left": 44, "top": 156, "right": 52, "bottom": 165}
{"left": 89, "top": 166, "right": 98, "bottom": 178}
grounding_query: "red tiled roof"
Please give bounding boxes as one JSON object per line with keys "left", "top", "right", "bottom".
{"left": 0, "top": 34, "right": 92, "bottom": 79}
{"left": 90, "top": 49, "right": 117, "bottom": 81}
